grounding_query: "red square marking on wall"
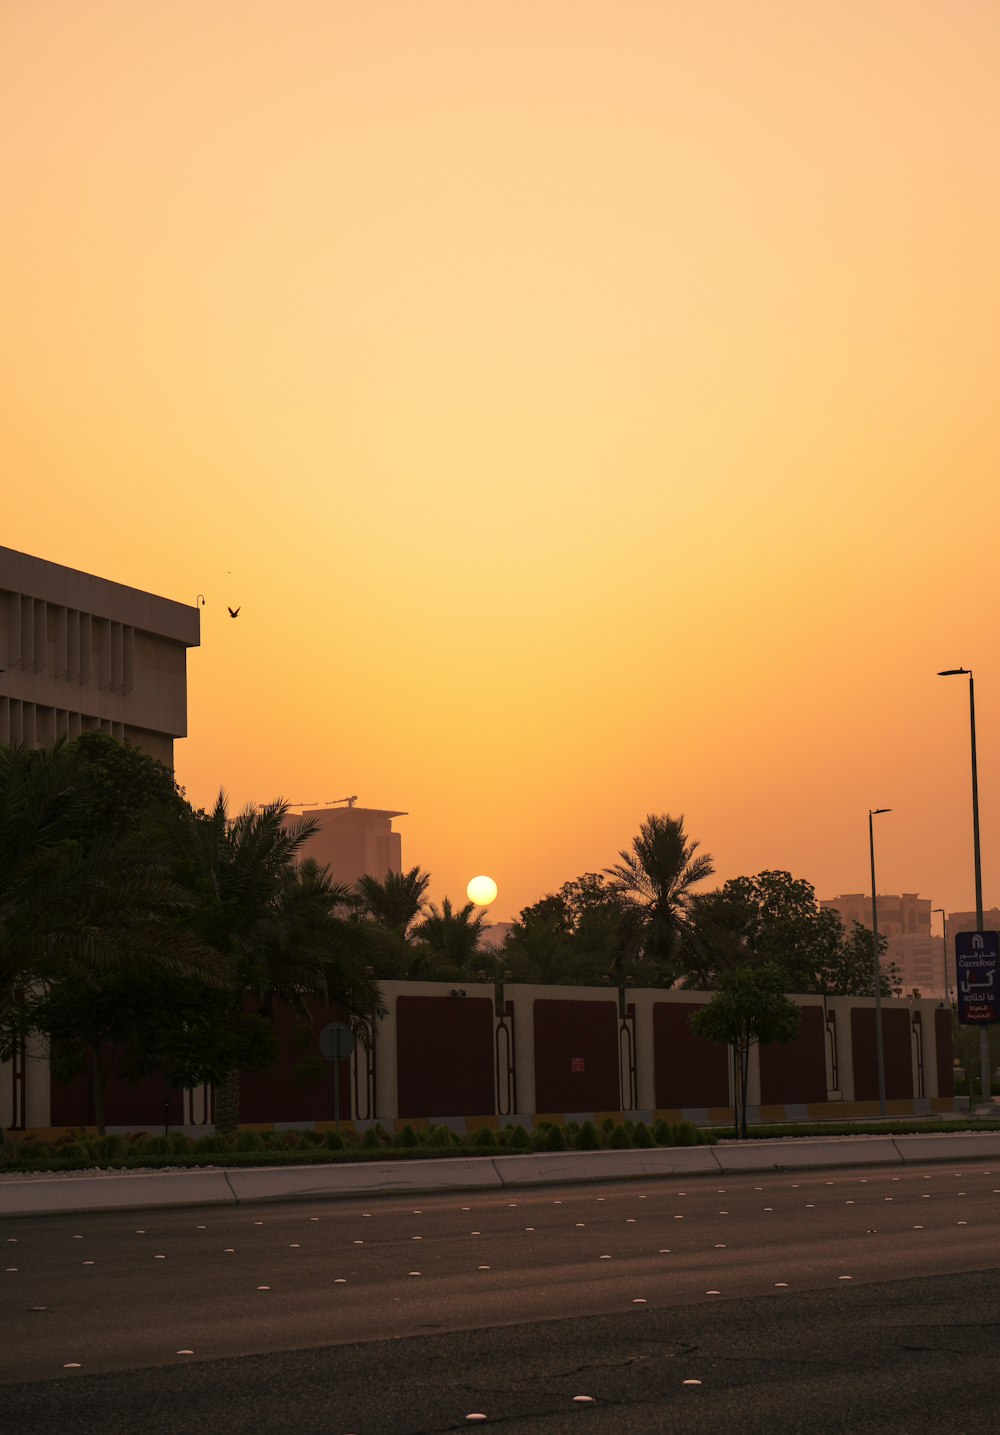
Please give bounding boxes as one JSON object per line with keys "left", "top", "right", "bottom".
{"left": 571, "top": 1057, "right": 585, "bottom": 1073}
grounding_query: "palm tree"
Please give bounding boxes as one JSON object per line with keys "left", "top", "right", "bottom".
{"left": 173, "top": 794, "right": 383, "bottom": 1133}
{"left": 605, "top": 814, "right": 714, "bottom": 975}
{"left": 411, "top": 898, "right": 486, "bottom": 978}
{"left": 354, "top": 866, "right": 430, "bottom": 941}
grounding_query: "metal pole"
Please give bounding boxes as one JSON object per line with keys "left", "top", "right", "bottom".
{"left": 870, "top": 810, "right": 887, "bottom": 1117}
{"left": 969, "top": 674, "right": 991, "bottom": 1107}
{"left": 334, "top": 1058, "right": 341, "bottom": 1134}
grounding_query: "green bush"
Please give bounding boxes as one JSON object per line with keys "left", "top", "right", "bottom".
{"left": 674, "top": 1120, "right": 705, "bottom": 1146}
{"left": 360, "top": 1127, "right": 383, "bottom": 1150}
{"left": 472, "top": 1126, "right": 497, "bottom": 1150}
{"left": 571, "top": 1120, "right": 602, "bottom": 1151}
{"left": 607, "top": 1123, "right": 631, "bottom": 1150}
{"left": 322, "top": 1130, "right": 344, "bottom": 1150}
{"left": 534, "top": 1123, "right": 567, "bottom": 1152}
{"left": 167, "top": 1132, "right": 192, "bottom": 1154}
{"left": 652, "top": 1118, "right": 673, "bottom": 1145}
{"left": 631, "top": 1120, "right": 655, "bottom": 1149}
{"left": 194, "top": 1133, "right": 232, "bottom": 1154}
{"left": 135, "top": 1134, "right": 172, "bottom": 1156}
{"left": 601, "top": 1116, "right": 616, "bottom": 1135}
{"left": 504, "top": 1124, "right": 533, "bottom": 1150}
{"left": 393, "top": 1124, "right": 420, "bottom": 1149}
{"left": 93, "top": 1134, "right": 126, "bottom": 1161}
{"left": 234, "top": 1130, "right": 265, "bottom": 1152}
{"left": 423, "top": 1124, "right": 456, "bottom": 1148}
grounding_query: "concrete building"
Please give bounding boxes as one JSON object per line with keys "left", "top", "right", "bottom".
{"left": 886, "top": 934, "right": 948, "bottom": 1000}
{"left": 820, "top": 892, "right": 931, "bottom": 938}
{"left": 294, "top": 802, "right": 405, "bottom": 887}
{"left": 0, "top": 546, "right": 199, "bottom": 767}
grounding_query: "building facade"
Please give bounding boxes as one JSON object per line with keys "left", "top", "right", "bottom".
{"left": 293, "top": 802, "right": 405, "bottom": 887}
{"left": 820, "top": 892, "right": 932, "bottom": 938}
{"left": 0, "top": 546, "right": 199, "bottom": 768}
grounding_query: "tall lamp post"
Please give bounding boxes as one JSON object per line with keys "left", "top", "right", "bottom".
{"left": 938, "top": 667, "right": 990, "bottom": 1105}
{"left": 869, "top": 808, "right": 892, "bottom": 1116}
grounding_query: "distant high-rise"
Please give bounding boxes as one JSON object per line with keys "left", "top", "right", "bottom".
{"left": 294, "top": 803, "right": 405, "bottom": 888}
{"left": 0, "top": 546, "right": 199, "bottom": 768}
{"left": 820, "top": 892, "right": 931, "bottom": 938}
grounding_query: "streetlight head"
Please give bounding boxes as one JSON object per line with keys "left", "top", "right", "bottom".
{"left": 870, "top": 807, "right": 892, "bottom": 815}
{"left": 938, "top": 668, "right": 970, "bottom": 676}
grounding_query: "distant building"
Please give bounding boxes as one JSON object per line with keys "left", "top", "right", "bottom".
{"left": 0, "top": 545, "right": 199, "bottom": 768}
{"left": 820, "top": 892, "right": 931, "bottom": 938}
{"left": 886, "top": 934, "right": 948, "bottom": 1000}
{"left": 293, "top": 802, "right": 405, "bottom": 887}
{"left": 480, "top": 921, "right": 514, "bottom": 950}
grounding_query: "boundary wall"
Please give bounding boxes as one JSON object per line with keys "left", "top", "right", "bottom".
{"left": 1, "top": 981, "right": 955, "bottom": 1132}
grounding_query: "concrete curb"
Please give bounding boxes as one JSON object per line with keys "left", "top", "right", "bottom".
{"left": 492, "top": 1148, "right": 720, "bottom": 1185}
{"left": 712, "top": 1138, "right": 903, "bottom": 1171}
{"left": 226, "top": 1158, "right": 504, "bottom": 1204}
{"left": 3, "top": 1132, "right": 1000, "bottom": 1218}
{"left": 0, "top": 1168, "right": 235, "bottom": 1218}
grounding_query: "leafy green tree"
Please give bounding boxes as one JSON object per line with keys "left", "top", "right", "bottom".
{"left": 689, "top": 964, "right": 801, "bottom": 1138}
{"left": 817, "top": 920, "right": 903, "bottom": 998}
{"left": 688, "top": 871, "right": 843, "bottom": 992}
{"left": 605, "top": 814, "right": 714, "bottom": 976}
{"left": 0, "top": 740, "right": 223, "bottom": 1136}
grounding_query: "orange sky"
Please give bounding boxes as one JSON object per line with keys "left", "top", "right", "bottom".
{"left": 3, "top": 2, "right": 1000, "bottom": 926}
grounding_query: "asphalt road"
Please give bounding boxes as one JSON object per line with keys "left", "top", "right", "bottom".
{"left": 3, "top": 1160, "right": 1000, "bottom": 1433}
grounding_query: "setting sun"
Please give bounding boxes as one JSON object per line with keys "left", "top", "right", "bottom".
{"left": 467, "top": 875, "right": 498, "bottom": 908}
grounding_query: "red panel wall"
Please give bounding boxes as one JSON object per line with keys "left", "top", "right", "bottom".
{"left": 652, "top": 1001, "right": 730, "bottom": 1108}
{"left": 533, "top": 999, "right": 620, "bottom": 1112}
{"left": 50, "top": 1061, "right": 184, "bottom": 1129}
{"left": 758, "top": 1006, "right": 828, "bottom": 1104}
{"left": 935, "top": 1008, "right": 955, "bottom": 1098}
{"left": 395, "top": 996, "right": 495, "bottom": 1118}
{"left": 239, "top": 1001, "right": 352, "bottom": 1124}
{"left": 851, "top": 1007, "right": 914, "bottom": 1100}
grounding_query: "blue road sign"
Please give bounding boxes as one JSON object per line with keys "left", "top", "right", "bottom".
{"left": 955, "top": 931, "right": 1000, "bottom": 1024}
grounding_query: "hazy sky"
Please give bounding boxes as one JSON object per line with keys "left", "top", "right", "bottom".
{"left": 4, "top": 2, "right": 999, "bottom": 925}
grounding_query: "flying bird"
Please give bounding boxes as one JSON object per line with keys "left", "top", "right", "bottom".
{"left": 228, "top": 606, "right": 241, "bottom": 618}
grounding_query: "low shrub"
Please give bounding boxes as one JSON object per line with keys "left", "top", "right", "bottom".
{"left": 93, "top": 1134, "right": 126, "bottom": 1161}
{"left": 571, "top": 1120, "right": 602, "bottom": 1151}
{"left": 423, "top": 1125, "right": 456, "bottom": 1148}
{"left": 534, "top": 1123, "right": 566, "bottom": 1152}
{"left": 393, "top": 1124, "right": 420, "bottom": 1149}
{"left": 607, "top": 1123, "right": 631, "bottom": 1150}
{"left": 322, "top": 1130, "right": 344, "bottom": 1150}
{"left": 194, "top": 1133, "right": 232, "bottom": 1154}
{"left": 167, "top": 1133, "right": 192, "bottom": 1155}
{"left": 135, "top": 1135, "right": 173, "bottom": 1156}
{"left": 504, "top": 1124, "right": 533, "bottom": 1150}
{"left": 234, "top": 1130, "right": 265, "bottom": 1152}
{"left": 472, "top": 1126, "right": 497, "bottom": 1150}
{"left": 631, "top": 1121, "right": 655, "bottom": 1149}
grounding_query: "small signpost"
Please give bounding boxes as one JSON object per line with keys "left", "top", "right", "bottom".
{"left": 955, "top": 932, "right": 1000, "bottom": 1025}
{"left": 318, "top": 1021, "right": 356, "bottom": 1132}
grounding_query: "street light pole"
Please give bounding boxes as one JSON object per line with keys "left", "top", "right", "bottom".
{"left": 938, "top": 668, "right": 990, "bottom": 1106}
{"left": 869, "top": 807, "right": 892, "bottom": 1117}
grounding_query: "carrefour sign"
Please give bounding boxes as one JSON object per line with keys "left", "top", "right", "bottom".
{"left": 956, "top": 931, "right": 1000, "bottom": 1024}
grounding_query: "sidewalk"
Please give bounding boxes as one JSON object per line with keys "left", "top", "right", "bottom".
{"left": 3, "top": 1130, "right": 1000, "bottom": 1218}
